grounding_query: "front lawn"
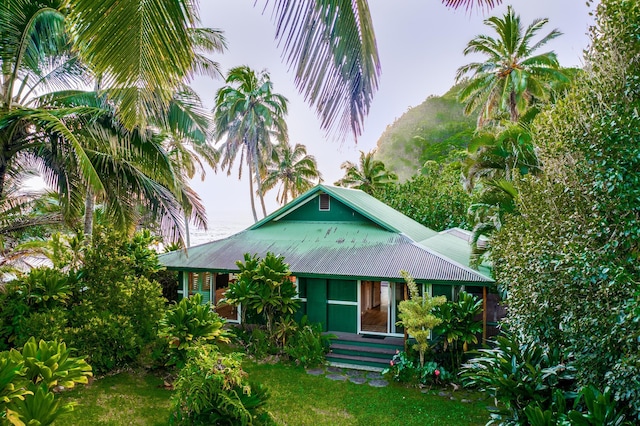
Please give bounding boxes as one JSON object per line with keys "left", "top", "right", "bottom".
{"left": 58, "top": 364, "right": 489, "bottom": 425}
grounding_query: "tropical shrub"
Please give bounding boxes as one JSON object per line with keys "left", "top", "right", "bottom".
{"left": 433, "top": 291, "right": 482, "bottom": 372}
{"left": 460, "top": 334, "right": 576, "bottom": 425}
{"left": 66, "top": 312, "right": 141, "bottom": 374}
{"left": 225, "top": 253, "right": 299, "bottom": 335}
{"left": 0, "top": 228, "right": 168, "bottom": 374}
{"left": 169, "top": 345, "right": 273, "bottom": 425}
{"left": 0, "top": 337, "right": 92, "bottom": 426}
{"left": 159, "top": 293, "right": 230, "bottom": 368}
{"left": 374, "top": 157, "right": 472, "bottom": 231}
{"left": 0, "top": 269, "right": 77, "bottom": 348}
{"left": 382, "top": 350, "right": 448, "bottom": 386}
{"left": 396, "top": 271, "right": 445, "bottom": 368}
{"left": 283, "top": 318, "right": 332, "bottom": 367}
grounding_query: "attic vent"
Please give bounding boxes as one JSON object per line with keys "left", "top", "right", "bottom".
{"left": 319, "top": 193, "right": 330, "bottom": 211}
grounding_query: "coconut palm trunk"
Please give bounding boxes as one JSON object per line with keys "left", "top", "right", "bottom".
{"left": 248, "top": 158, "right": 259, "bottom": 223}
{"left": 83, "top": 190, "right": 95, "bottom": 238}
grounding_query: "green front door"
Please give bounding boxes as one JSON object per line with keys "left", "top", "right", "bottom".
{"left": 305, "top": 278, "right": 327, "bottom": 331}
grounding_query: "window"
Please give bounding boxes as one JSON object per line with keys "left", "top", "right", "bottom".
{"left": 202, "top": 272, "right": 211, "bottom": 291}
{"left": 188, "top": 272, "right": 199, "bottom": 295}
{"left": 319, "top": 193, "right": 330, "bottom": 211}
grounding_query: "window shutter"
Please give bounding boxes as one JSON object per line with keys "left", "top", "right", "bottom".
{"left": 319, "top": 193, "right": 330, "bottom": 211}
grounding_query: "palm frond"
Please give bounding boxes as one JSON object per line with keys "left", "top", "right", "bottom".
{"left": 68, "top": 0, "right": 198, "bottom": 128}
{"left": 259, "top": 0, "right": 380, "bottom": 141}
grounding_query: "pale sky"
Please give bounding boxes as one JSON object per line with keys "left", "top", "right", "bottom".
{"left": 189, "top": 0, "right": 596, "bottom": 232}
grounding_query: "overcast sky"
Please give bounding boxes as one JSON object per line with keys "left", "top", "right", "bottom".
{"left": 189, "top": 0, "right": 596, "bottom": 232}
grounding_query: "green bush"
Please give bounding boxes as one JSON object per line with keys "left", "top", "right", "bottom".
{"left": 169, "top": 345, "right": 273, "bottom": 425}
{"left": 0, "top": 337, "right": 92, "bottom": 425}
{"left": 224, "top": 253, "right": 299, "bottom": 334}
{"left": 433, "top": 291, "right": 482, "bottom": 372}
{"left": 460, "top": 334, "right": 576, "bottom": 424}
{"left": 66, "top": 312, "right": 141, "bottom": 374}
{"left": 159, "top": 293, "right": 230, "bottom": 368}
{"left": 382, "top": 350, "right": 449, "bottom": 386}
{"left": 15, "top": 308, "right": 68, "bottom": 348}
{"left": 283, "top": 319, "right": 331, "bottom": 368}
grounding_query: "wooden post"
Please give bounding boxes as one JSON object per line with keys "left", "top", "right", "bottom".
{"left": 403, "top": 283, "right": 409, "bottom": 351}
{"left": 482, "top": 286, "right": 488, "bottom": 345}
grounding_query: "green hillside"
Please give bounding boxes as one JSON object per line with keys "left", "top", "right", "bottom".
{"left": 374, "top": 84, "right": 476, "bottom": 180}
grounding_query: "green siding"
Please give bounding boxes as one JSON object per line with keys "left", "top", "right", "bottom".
{"left": 285, "top": 195, "right": 370, "bottom": 223}
{"left": 294, "top": 301, "right": 307, "bottom": 323}
{"left": 297, "top": 278, "right": 307, "bottom": 298}
{"left": 177, "top": 271, "right": 184, "bottom": 300}
{"left": 305, "top": 278, "right": 328, "bottom": 331}
{"left": 327, "top": 279, "right": 357, "bottom": 302}
{"left": 327, "top": 305, "right": 357, "bottom": 333}
{"left": 433, "top": 284, "right": 453, "bottom": 300}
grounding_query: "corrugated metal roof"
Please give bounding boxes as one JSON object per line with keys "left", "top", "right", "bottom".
{"left": 420, "top": 229, "right": 492, "bottom": 279}
{"left": 161, "top": 221, "right": 492, "bottom": 283}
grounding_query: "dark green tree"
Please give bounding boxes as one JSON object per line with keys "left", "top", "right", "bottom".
{"left": 492, "top": 0, "right": 640, "bottom": 417}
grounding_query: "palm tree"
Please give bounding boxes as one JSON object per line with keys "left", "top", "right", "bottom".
{"left": 261, "top": 141, "right": 322, "bottom": 205}
{"left": 463, "top": 123, "right": 539, "bottom": 267}
{"left": 334, "top": 150, "right": 397, "bottom": 195}
{"left": 462, "top": 123, "right": 540, "bottom": 192}
{"left": 456, "top": 6, "right": 567, "bottom": 125}
{"left": 213, "top": 66, "right": 288, "bottom": 222}
{"left": 0, "top": 1, "right": 225, "bottom": 243}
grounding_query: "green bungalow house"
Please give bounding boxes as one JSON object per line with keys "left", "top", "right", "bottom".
{"left": 159, "top": 185, "right": 497, "bottom": 368}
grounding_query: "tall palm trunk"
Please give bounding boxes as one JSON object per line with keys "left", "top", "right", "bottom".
{"left": 253, "top": 145, "right": 268, "bottom": 218}
{"left": 83, "top": 189, "right": 95, "bottom": 238}
{"left": 248, "top": 159, "right": 258, "bottom": 223}
{"left": 509, "top": 90, "right": 519, "bottom": 122}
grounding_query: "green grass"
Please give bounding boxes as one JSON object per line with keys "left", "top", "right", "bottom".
{"left": 58, "top": 364, "right": 489, "bottom": 425}
{"left": 245, "top": 362, "right": 489, "bottom": 426}
{"left": 57, "top": 370, "right": 172, "bottom": 425}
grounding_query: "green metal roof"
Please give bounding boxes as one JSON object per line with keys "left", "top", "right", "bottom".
{"left": 420, "top": 228, "right": 492, "bottom": 279}
{"left": 250, "top": 185, "right": 439, "bottom": 242}
{"left": 160, "top": 220, "right": 492, "bottom": 283}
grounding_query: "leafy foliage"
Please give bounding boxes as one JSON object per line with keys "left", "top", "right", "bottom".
{"left": 433, "top": 291, "right": 482, "bottom": 371}
{"left": 224, "top": 253, "right": 299, "bottom": 335}
{"left": 460, "top": 334, "right": 576, "bottom": 425}
{"left": 374, "top": 159, "right": 471, "bottom": 231}
{"left": 382, "top": 350, "right": 448, "bottom": 387}
{"left": 491, "top": 0, "right": 640, "bottom": 418}
{"left": 0, "top": 337, "right": 92, "bottom": 426}
{"left": 396, "top": 271, "right": 445, "bottom": 368}
{"left": 169, "top": 345, "right": 273, "bottom": 425}
{"left": 283, "top": 318, "right": 332, "bottom": 368}
{"left": 0, "top": 228, "right": 168, "bottom": 374}
{"left": 158, "top": 293, "right": 230, "bottom": 368}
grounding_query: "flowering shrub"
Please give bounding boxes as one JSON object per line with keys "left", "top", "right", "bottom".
{"left": 382, "top": 350, "right": 448, "bottom": 386}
